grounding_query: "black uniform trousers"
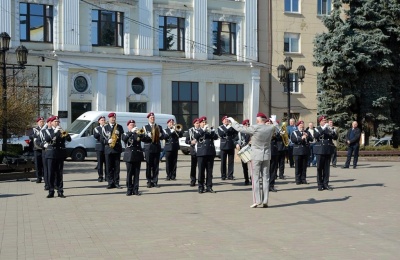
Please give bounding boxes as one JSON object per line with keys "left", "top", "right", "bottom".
{"left": 316, "top": 154, "right": 331, "bottom": 188}
{"left": 47, "top": 157, "right": 64, "bottom": 194}
{"left": 288, "top": 146, "right": 295, "bottom": 167}
{"left": 241, "top": 160, "right": 249, "bottom": 182}
{"left": 105, "top": 153, "right": 121, "bottom": 186}
{"left": 96, "top": 150, "right": 106, "bottom": 179}
{"left": 294, "top": 155, "right": 308, "bottom": 184}
{"left": 34, "top": 150, "right": 44, "bottom": 180}
{"left": 165, "top": 150, "right": 178, "bottom": 180}
{"left": 146, "top": 152, "right": 160, "bottom": 185}
{"left": 220, "top": 149, "right": 235, "bottom": 179}
{"left": 42, "top": 152, "right": 49, "bottom": 190}
{"left": 197, "top": 155, "right": 214, "bottom": 190}
{"left": 190, "top": 154, "right": 197, "bottom": 184}
{"left": 269, "top": 155, "right": 278, "bottom": 187}
{"left": 126, "top": 161, "right": 141, "bottom": 193}
{"left": 331, "top": 146, "right": 337, "bottom": 166}
{"left": 277, "top": 151, "right": 286, "bottom": 178}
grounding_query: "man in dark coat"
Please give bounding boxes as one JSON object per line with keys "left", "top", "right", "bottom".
{"left": 93, "top": 116, "right": 106, "bottom": 182}
{"left": 186, "top": 118, "right": 200, "bottom": 187}
{"left": 218, "top": 115, "right": 238, "bottom": 180}
{"left": 343, "top": 121, "right": 361, "bottom": 169}
{"left": 163, "top": 118, "right": 183, "bottom": 180}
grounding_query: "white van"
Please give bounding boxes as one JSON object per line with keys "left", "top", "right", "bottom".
{"left": 65, "top": 111, "right": 175, "bottom": 161}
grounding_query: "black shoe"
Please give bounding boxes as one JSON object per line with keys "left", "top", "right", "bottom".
{"left": 171, "top": 177, "right": 176, "bottom": 181}
{"left": 198, "top": 188, "right": 204, "bottom": 194}
{"left": 35, "top": 178, "right": 42, "bottom": 183}
{"left": 227, "top": 177, "right": 235, "bottom": 180}
{"left": 115, "top": 184, "right": 122, "bottom": 189}
{"left": 126, "top": 191, "right": 132, "bottom": 196}
{"left": 133, "top": 191, "right": 141, "bottom": 196}
{"left": 353, "top": 166, "right": 357, "bottom": 169}
{"left": 44, "top": 186, "right": 49, "bottom": 191}
{"left": 279, "top": 176, "right": 285, "bottom": 180}
{"left": 318, "top": 187, "right": 324, "bottom": 191}
{"left": 302, "top": 180, "right": 309, "bottom": 185}
{"left": 244, "top": 180, "right": 250, "bottom": 185}
{"left": 46, "top": 192, "right": 54, "bottom": 198}
{"left": 107, "top": 185, "right": 113, "bottom": 189}
{"left": 323, "top": 185, "right": 333, "bottom": 191}
{"left": 165, "top": 177, "right": 171, "bottom": 181}
{"left": 332, "top": 165, "right": 337, "bottom": 168}
{"left": 190, "top": 182, "right": 196, "bottom": 187}
{"left": 290, "top": 165, "right": 294, "bottom": 168}
{"left": 147, "top": 183, "right": 152, "bottom": 188}
{"left": 269, "top": 187, "right": 278, "bottom": 192}
{"left": 205, "top": 188, "right": 216, "bottom": 193}
{"left": 58, "top": 192, "right": 66, "bottom": 198}
{"left": 98, "top": 177, "right": 103, "bottom": 182}
{"left": 153, "top": 184, "right": 160, "bottom": 188}
{"left": 221, "top": 177, "right": 226, "bottom": 181}
{"left": 342, "top": 166, "right": 349, "bottom": 169}
{"left": 296, "top": 182, "right": 301, "bottom": 185}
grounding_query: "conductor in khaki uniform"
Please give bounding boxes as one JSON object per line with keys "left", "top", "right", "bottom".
{"left": 228, "top": 113, "right": 276, "bottom": 208}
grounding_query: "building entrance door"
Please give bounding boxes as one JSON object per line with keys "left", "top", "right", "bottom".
{"left": 71, "top": 102, "right": 92, "bottom": 122}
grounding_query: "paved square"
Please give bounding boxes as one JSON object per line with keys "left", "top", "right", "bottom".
{"left": 1, "top": 157, "right": 399, "bottom": 259}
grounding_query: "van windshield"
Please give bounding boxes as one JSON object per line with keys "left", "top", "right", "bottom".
{"left": 66, "top": 120, "right": 90, "bottom": 134}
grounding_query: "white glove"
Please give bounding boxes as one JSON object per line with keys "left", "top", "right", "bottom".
{"left": 131, "top": 127, "right": 138, "bottom": 132}
{"left": 170, "top": 129, "right": 175, "bottom": 133}
{"left": 271, "top": 115, "right": 277, "bottom": 122}
{"left": 54, "top": 126, "right": 61, "bottom": 133}
{"left": 147, "top": 132, "right": 152, "bottom": 138}
{"left": 322, "top": 123, "right": 328, "bottom": 129}
{"left": 52, "top": 136, "right": 57, "bottom": 141}
{"left": 108, "top": 139, "right": 113, "bottom": 144}
{"left": 226, "top": 125, "right": 231, "bottom": 129}
{"left": 227, "top": 117, "right": 236, "bottom": 123}
{"left": 44, "top": 143, "right": 48, "bottom": 148}
{"left": 115, "top": 130, "right": 120, "bottom": 135}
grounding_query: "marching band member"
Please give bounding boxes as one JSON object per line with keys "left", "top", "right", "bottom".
{"left": 313, "top": 116, "right": 338, "bottom": 191}
{"left": 122, "top": 120, "right": 144, "bottom": 196}
{"left": 267, "top": 118, "right": 279, "bottom": 192}
{"left": 186, "top": 118, "right": 200, "bottom": 187}
{"left": 276, "top": 120, "right": 288, "bottom": 180}
{"left": 228, "top": 113, "right": 276, "bottom": 208}
{"left": 43, "top": 116, "right": 71, "bottom": 198}
{"left": 141, "top": 112, "right": 165, "bottom": 188}
{"left": 290, "top": 120, "right": 313, "bottom": 185}
{"left": 93, "top": 116, "right": 106, "bottom": 182}
{"left": 194, "top": 116, "right": 218, "bottom": 194}
{"left": 234, "top": 119, "right": 251, "bottom": 185}
{"left": 39, "top": 117, "right": 53, "bottom": 191}
{"left": 30, "top": 117, "right": 45, "bottom": 184}
{"left": 163, "top": 119, "right": 183, "bottom": 181}
{"left": 218, "top": 116, "right": 238, "bottom": 180}
{"left": 102, "top": 112, "right": 124, "bottom": 189}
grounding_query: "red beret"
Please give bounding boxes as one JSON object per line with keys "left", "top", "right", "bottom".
{"left": 98, "top": 116, "right": 105, "bottom": 121}
{"left": 46, "top": 117, "right": 52, "bottom": 123}
{"left": 167, "top": 118, "right": 174, "bottom": 124}
{"left": 127, "top": 119, "right": 135, "bottom": 126}
{"left": 296, "top": 120, "right": 304, "bottom": 126}
{"left": 49, "top": 116, "right": 59, "bottom": 122}
{"left": 192, "top": 118, "right": 199, "bottom": 124}
{"left": 147, "top": 112, "right": 154, "bottom": 118}
{"left": 318, "top": 116, "right": 326, "bottom": 123}
{"left": 256, "top": 112, "right": 267, "bottom": 119}
{"left": 199, "top": 116, "right": 207, "bottom": 122}
{"left": 36, "top": 117, "right": 44, "bottom": 122}
{"left": 221, "top": 116, "right": 228, "bottom": 121}
{"left": 242, "top": 119, "right": 250, "bottom": 125}
{"left": 108, "top": 112, "right": 116, "bottom": 118}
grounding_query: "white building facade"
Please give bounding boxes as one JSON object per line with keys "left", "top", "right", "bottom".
{"left": 0, "top": 0, "right": 259, "bottom": 130}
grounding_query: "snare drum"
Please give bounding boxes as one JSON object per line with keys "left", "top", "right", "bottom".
{"left": 238, "top": 145, "right": 252, "bottom": 163}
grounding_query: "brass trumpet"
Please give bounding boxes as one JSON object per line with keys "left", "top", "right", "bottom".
{"left": 136, "top": 128, "right": 145, "bottom": 141}
{"left": 174, "top": 124, "right": 183, "bottom": 132}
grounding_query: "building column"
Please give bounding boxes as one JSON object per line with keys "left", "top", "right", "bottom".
{"left": 57, "top": 64, "right": 69, "bottom": 129}
{"left": 250, "top": 68, "right": 260, "bottom": 124}
{"left": 0, "top": 0, "right": 12, "bottom": 45}
{"left": 59, "top": 0, "right": 80, "bottom": 51}
{"left": 96, "top": 70, "right": 107, "bottom": 111}
{"left": 149, "top": 69, "right": 162, "bottom": 113}
{"left": 115, "top": 71, "right": 127, "bottom": 112}
{"left": 193, "top": 0, "right": 208, "bottom": 60}
{"left": 137, "top": 0, "right": 153, "bottom": 56}
{"left": 245, "top": 0, "right": 258, "bottom": 61}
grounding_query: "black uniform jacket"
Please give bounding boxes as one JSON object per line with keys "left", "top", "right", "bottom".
{"left": 43, "top": 127, "right": 72, "bottom": 159}
{"left": 122, "top": 131, "right": 144, "bottom": 162}
{"left": 141, "top": 124, "right": 165, "bottom": 154}
{"left": 102, "top": 123, "right": 124, "bottom": 154}
{"left": 93, "top": 125, "right": 105, "bottom": 152}
{"left": 163, "top": 127, "right": 182, "bottom": 152}
{"left": 291, "top": 129, "right": 313, "bottom": 156}
{"left": 194, "top": 128, "right": 218, "bottom": 157}
{"left": 313, "top": 126, "right": 338, "bottom": 155}
{"left": 185, "top": 127, "right": 198, "bottom": 156}
{"left": 218, "top": 124, "right": 237, "bottom": 150}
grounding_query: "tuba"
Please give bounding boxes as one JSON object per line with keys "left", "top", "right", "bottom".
{"left": 151, "top": 124, "right": 160, "bottom": 143}
{"left": 280, "top": 122, "right": 290, "bottom": 147}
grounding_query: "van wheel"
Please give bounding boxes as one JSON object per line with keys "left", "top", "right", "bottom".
{"left": 71, "top": 148, "right": 86, "bottom": 161}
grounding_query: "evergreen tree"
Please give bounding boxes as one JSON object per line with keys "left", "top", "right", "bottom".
{"left": 314, "top": 0, "right": 400, "bottom": 140}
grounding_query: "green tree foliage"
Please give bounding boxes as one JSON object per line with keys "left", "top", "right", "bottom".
{"left": 314, "top": 0, "right": 400, "bottom": 139}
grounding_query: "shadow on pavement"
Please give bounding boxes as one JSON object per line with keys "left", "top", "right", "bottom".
{"left": 270, "top": 196, "right": 351, "bottom": 208}
{"left": 0, "top": 193, "right": 32, "bottom": 198}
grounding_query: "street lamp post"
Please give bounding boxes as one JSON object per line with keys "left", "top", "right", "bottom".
{"left": 1, "top": 32, "right": 28, "bottom": 152}
{"left": 277, "top": 57, "right": 306, "bottom": 120}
